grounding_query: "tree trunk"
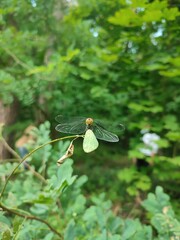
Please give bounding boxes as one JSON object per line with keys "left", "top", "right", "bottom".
{"left": 0, "top": 100, "right": 18, "bottom": 160}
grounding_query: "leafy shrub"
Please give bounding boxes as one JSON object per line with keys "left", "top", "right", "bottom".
{"left": 0, "top": 122, "right": 179, "bottom": 240}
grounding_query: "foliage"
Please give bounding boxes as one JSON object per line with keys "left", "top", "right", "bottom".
{"left": 0, "top": 122, "right": 180, "bottom": 239}
{"left": 1, "top": 0, "right": 179, "bottom": 190}
{"left": 0, "top": 0, "right": 180, "bottom": 125}
{"left": 142, "top": 186, "right": 180, "bottom": 240}
{"left": 0, "top": 0, "right": 180, "bottom": 238}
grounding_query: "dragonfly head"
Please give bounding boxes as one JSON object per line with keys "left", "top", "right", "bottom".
{"left": 86, "top": 118, "right": 93, "bottom": 126}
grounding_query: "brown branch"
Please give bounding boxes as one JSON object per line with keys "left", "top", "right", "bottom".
{"left": 1, "top": 137, "right": 46, "bottom": 184}
{"left": 0, "top": 202, "right": 63, "bottom": 239}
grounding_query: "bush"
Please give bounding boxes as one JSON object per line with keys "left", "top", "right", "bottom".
{"left": 0, "top": 122, "right": 179, "bottom": 239}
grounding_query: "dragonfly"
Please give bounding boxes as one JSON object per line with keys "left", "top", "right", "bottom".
{"left": 55, "top": 116, "right": 124, "bottom": 153}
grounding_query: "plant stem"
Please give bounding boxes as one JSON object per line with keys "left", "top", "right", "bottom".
{"left": 0, "top": 202, "right": 63, "bottom": 239}
{"left": 0, "top": 135, "right": 81, "bottom": 200}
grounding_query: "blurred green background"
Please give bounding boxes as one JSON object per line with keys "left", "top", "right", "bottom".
{"left": 0, "top": 0, "right": 180, "bottom": 238}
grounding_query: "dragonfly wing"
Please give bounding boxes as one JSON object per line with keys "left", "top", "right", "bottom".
{"left": 93, "top": 124, "right": 119, "bottom": 142}
{"left": 55, "top": 123, "right": 86, "bottom": 134}
{"left": 83, "top": 129, "right": 99, "bottom": 153}
{"left": 55, "top": 122, "right": 86, "bottom": 134}
{"left": 55, "top": 116, "right": 86, "bottom": 134}
{"left": 55, "top": 115, "right": 86, "bottom": 124}
{"left": 95, "top": 119, "right": 125, "bottom": 132}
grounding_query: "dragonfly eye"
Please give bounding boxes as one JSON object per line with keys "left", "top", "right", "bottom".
{"left": 86, "top": 118, "right": 93, "bottom": 125}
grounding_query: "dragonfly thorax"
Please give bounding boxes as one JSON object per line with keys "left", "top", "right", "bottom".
{"left": 86, "top": 118, "right": 93, "bottom": 126}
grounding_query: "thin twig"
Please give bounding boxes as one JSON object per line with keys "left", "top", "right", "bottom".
{"left": 1, "top": 138, "right": 21, "bottom": 159}
{"left": 1, "top": 46, "right": 50, "bottom": 81}
{"left": 0, "top": 202, "right": 63, "bottom": 239}
{"left": 0, "top": 159, "right": 19, "bottom": 163}
{"left": 1, "top": 137, "right": 46, "bottom": 184}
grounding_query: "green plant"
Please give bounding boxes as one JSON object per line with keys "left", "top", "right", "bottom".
{"left": 0, "top": 122, "right": 180, "bottom": 239}
{"left": 1, "top": 0, "right": 179, "bottom": 208}
{"left": 142, "top": 186, "right": 180, "bottom": 240}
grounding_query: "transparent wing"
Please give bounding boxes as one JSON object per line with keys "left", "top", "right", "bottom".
{"left": 94, "top": 119, "right": 125, "bottom": 133}
{"left": 55, "top": 115, "right": 86, "bottom": 134}
{"left": 55, "top": 115, "right": 86, "bottom": 124}
{"left": 93, "top": 124, "right": 119, "bottom": 142}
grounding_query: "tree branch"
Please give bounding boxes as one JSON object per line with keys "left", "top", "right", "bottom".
{"left": 1, "top": 137, "right": 46, "bottom": 184}
{"left": 0, "top": 202, "right": 63, "bottom": 239}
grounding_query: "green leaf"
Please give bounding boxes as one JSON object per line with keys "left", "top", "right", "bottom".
{"left": 151, "top": 213, "right": 180, "bottom": 237}
{"left": 0, "top": 213, "right": 11, "bottom": 227}
{"left": 142, "top": 186, "right": 173, "bottom": 215}
{"left": 62, "top": 48, "right": 80, "bottom": 62}
{"left": 122, "top": 219, "right": 137, "bottom": 239}
{"left": 30, "top": 203, "right": 49, "bottom": 215}
{"left": 169, "top": 57, "right": 180, "bottom": 67}
{"left": 83, "top": 206, "right": 97, "bottom": 223}
{"left": 13, "top": 216, "right": 23, "bottom": 234}
{"left": 96, "top": 229, "right": 108, "bottom": 240}
{"left": 109, "top": 217, "right": 123, "bottom": 233}
{"left": 2, "top": 229, "right": 11, "bottom": 240}
{"left": 156, "top": 139, "right": 169, "bottom": 148}
{"left": 159, "top": 69, "right": 180, "bottom": 77}
{"left": 128, "top": 150, "right": 144, "bottom": 159}
{"left": 44, "top": 232, "right": 54, "bottom": 240}
{"left": 126, "top": 185, "right": 139, "bottom": 196}
{"left": 143, "top": 10, "right": 163, "bottom": 22}
{"left": 166, "top": 131, "right": 180, "bottom": 141}
{"left": 118, "top": 167, "right": 137, "bottom": 183}
{"left": 163, "top": 115, "right": 179, "bottom": 131}
{"left": 135, "top": 175, "right": 151, "bottom": 191}
{"left": 68, "top": 194, "right": 86, "bottom": 215}
{"left": 163, "top": 7, "right": 180, "bottom": 20}
{"left": 90, "top": 86, "right": 109, "bottom": 98}
{"left": 64, "top": 220, "right": 76, "bottom": 240}
{"left": 108, "top": 9, "right": 142, "bottom": 27}
{"left": 80, "top": 70, "right": 92, "bottom": 80}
